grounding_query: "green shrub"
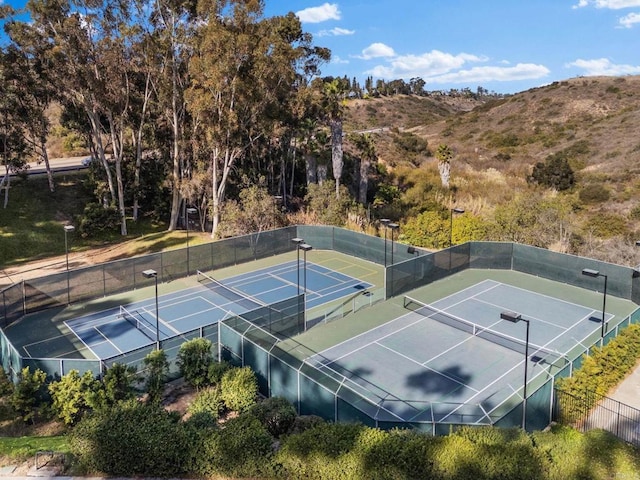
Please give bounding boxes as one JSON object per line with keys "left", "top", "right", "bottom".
{"left": 49, "top": 370, "right": 101, "bottom": 425}
{"left": 69, "top": 400, "right": 187, "bottom": 477}
{"left": 11, "top": 367, "right": 48, "bottom": 423}
{"left": 289, "top": 414, "right": 325, "bottom": 435}
{"left": 177, "top": 338, "right": 214, "bottom": 389}
{"left": 190, "top": 413, "right": 273, "bottom": 479}
{"left": 142, "top": 349, "right": 169, "bottom": 404}
{"left": 556, "top": 325, "right": 640, "bottom": 422}
{"left": 220, "top": 366, "right": 258, "bottom": 413}
{"left": 78, "top": 203, "right": 120, "bottom": 237}
{"left": 584, "top": 212, "right": 628, "bottom": 238}
{"left": 207, "top": 360, "right": 232, "bottom": 386}
{"left": 529, "top": 152, "right": 575, "bottom": 191}
{"left": 249, "top": 396, "right": 297, "bottom": 438}
{"left": 187, "top": 387, "right": 224, "bottom": 420}
{"left": 579, "top": 184, "right": 610, "bottom": 204}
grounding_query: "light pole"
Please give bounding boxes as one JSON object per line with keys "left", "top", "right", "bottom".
{"left": 500, "top": 310, "right": 530, "bottom": 430}
{"left": 582, "top": 268, "right": 608, "bottom": 345}
{"left": 142, "top": 269, "right": 160, "bottom": 350}
{"left": 63, "top": 225, "right": 75, "bottom": 304}
{"left": 450, "top": 207, "right": 465, "bottom": 248}
{"left": 388, "top": 223, "right": 399, "bottom": 266}
{"left": 300, "top": 243, "right": 313, "bottom": 294}
{"left": 380, "top": 218, "right": 390, "bottom": 267}
{"left": 291, "top": 237, "right": 304, "bottom": 295}
{"left": 185, "top": 207, "right": 197, "bottom": 275}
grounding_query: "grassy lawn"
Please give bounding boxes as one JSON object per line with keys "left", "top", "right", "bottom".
{"left": 0, "top": 172, "right": 170, "bottom": 267}
{"left": 0, "top": 436, "right": 69, "bottom": 462}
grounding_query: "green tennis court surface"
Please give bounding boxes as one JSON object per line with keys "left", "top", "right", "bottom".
{"left": 283, "top": 270, "right": 636, "bottom": 424}
{"left": 60, "top": 259, "right": 373, "bottom": 360}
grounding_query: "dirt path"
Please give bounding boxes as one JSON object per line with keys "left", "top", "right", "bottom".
{"left": 0, "top": 239, "right": 146, "bottom": 288}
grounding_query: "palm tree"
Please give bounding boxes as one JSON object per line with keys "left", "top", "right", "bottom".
{"left": 351, "top": 133, "right": 376, "bottom": 204}
{"left": 435, "top": 143, "right": 453, "bottom": 188}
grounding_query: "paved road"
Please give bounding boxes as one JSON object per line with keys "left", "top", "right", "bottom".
{"left": 23, "top": 156, "right": 88, "bottom": 175}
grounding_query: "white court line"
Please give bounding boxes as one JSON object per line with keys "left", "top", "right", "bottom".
{"left": 305, "top": 309, "right": 423, "bottom": 364}
{"left": 140, "top": 306, "right": 180, "bottom": 335}
{"left": 438, "top": 358, "right": 526, "bottom": 424}
{"left": 487, "top": 280, "right": 604, "bottom": 314}
{"left": 94, "top": 326, "right": 124, "bottom": 354}
{"left": 472, "top": 296, "right": 570, "bottom": 331}
{"left": 304, "top": 359, "right": 412, "bottom": 421}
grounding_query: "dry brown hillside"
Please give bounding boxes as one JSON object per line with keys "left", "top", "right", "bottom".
{"left": 343, "top": 76, "right": 640, "bottom": 264}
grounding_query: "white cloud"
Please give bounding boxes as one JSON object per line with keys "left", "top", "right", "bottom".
{"left": 364, "top": 49, "right": 486, "bottom": 78}
{"left": 573, "top": 0, "right": 640, "bottom": 8}
{"left": 358, "top": 43, "right": 396, "bottom": 60}
{"left": 317, "top": 27, "right": 355, "bottom": 37}
{"left": 331, "top": 55, "right": 349, "bottom": 65}
{"left": 566, "top": 57, "right": 640, "bottom": 75}
{"left": 619, "top": 11, "right": 640, "bottom": 26}
{"left": 425, "top": 64, "right": 551, "bottom": 85}
{"left": 296, "top": 3, "right": 341, "bottom": 23}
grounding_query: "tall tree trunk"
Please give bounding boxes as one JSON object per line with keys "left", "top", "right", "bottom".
{"left": 359, "top": 155, "right": 370, "bottom": 204}
{"left": 330, "top": 118, "right": 343, "bottom": 197}
{"left": 133, "top": 73, "right": 152, "bottom": 222}
{"left": 304, "top": 152, "right": 317, "bottom": 185}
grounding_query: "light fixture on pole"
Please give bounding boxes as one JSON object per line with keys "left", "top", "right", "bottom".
{"left": 582, "top": 268, "right": 608, "bottom": 345}
{"left": 299, "top": 244, "right": 313, "bottom": 295}
{"left": 500, "top": 310, "right": 529, "bottom": 430}
{"left": 380, "top": 219, "right": 390, "bottom": 267}
{"left": 291, "top": 237, "right": 304, "bottom": 295}
{"left": 63, "top": 225, "right": 75, "bottom": 304}
{"left": 142, "top": 269, "right": 160, "bottom": 350}
{"left": 450, "top": 207, "right": 465, "bottom": 248}
{"left": 185, "top": 207, "right": 197, "bottom": 275}
{"left": 388, "top": 223, "right": 399, "bottom": 266}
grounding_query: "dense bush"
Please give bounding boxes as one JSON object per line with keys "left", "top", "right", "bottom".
{"left": 579, "top": 183, "right": 610, "bottom": 204}
{"left": 142, "top": 349, "right": 169, "bottom": 403}
{"left": 78, "top": 202, "right": 120, "bottom": 237}
{"left": 277, "top": 423, "right": 549, "bottom": 480}
{"left": 187, "top": 386, "right": 224, "bottom": 420}
{"left": 11, "top": 367, "right": 48, "bottom": 423}
{"left": 189, "top": 413, "right": 273, "bottom": 479}
{"left": 556, "top": 324, "right": 640, "bottom": 422}
{"left": 69, "top": 400, "right": 188, "bottom": 477}
{"left": 177, "top": 338, "right": 214, "bottom": 389}
{"left": 207, "top": 360, "right": 232, "bottom": 386}
{"left": 220, "top": 366, "right": 258, "bottom": 412}
{"left": 249, "top": 396, "right": 297, "bottom": 438}
{"left": 49, "top": 370, "right": 101, "bottom": 425}
{"left": 529, "top": 152, "right": 575, "bottom": 191}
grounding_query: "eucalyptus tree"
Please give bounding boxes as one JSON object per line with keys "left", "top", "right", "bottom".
{"left": 1, "top": 45, "right": 57, "bottom": 192}
{"left": 186, "top": 1, "right": 328, "bottom": 237}
{"left": 144, "top": 0, "right": 197, "bottom": 231}
{"left": 9, "top": 0, "right": 142, "bottom": 235}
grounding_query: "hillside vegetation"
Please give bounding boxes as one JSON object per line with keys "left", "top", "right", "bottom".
{"left": 345, "top": 76, "right": 640, "bottom": 265}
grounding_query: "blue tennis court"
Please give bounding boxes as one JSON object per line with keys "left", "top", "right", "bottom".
{"left": 304, "top": 279, "right": 610, "bottom": 423}
{"left": 65, "top": 260, "right": 372, "bottom": 359}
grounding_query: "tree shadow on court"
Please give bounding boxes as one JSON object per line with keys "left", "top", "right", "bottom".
{"left": 405, "top": 366, "right": 473, "bottom": 399}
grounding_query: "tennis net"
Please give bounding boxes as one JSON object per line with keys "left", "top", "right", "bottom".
{"left": 119, "top": 305, "right": 156, "bottom": 342}
{"left": 403, "top": 296, "right": 558, "bottom": 359}
{"left": 197, "top": 270, "right": 265, "bottom": 311}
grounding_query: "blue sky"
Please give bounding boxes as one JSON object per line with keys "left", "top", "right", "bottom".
{"left": 265, "top": 1, "right": 640, "bottom": 94}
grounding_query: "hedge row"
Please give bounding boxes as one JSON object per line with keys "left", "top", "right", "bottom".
{"left": 69, "top": 402, "right": 640, "bottom": 480}
{"left": 556, "top": 323, "right": 640, "bottom": 420}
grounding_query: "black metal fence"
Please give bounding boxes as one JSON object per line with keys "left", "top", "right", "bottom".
{"left": 554, "top": 388, "right": 640, "bottom": 446}
{"left": 0, "top": 226, "right": 298, "bottom": 327}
